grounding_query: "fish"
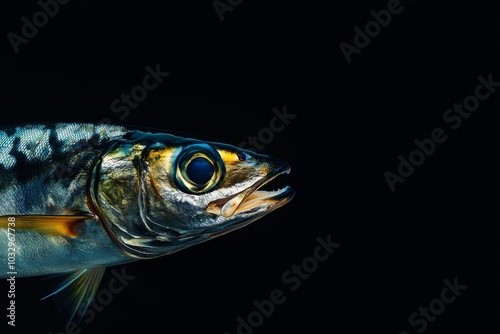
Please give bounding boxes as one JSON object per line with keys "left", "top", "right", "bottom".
{"left": 0, "top": 122, "right": 294, "bottom": 321}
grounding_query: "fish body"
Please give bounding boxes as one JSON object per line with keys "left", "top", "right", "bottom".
{"left": 0, "top": 123, "right": 293, "bottom": 318}
{"left": 0, "top": 123, "right": 130, "bottom": 277}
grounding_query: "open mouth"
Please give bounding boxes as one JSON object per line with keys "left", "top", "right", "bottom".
{"left": 206, "top": 166, "right": 294, "bottom": 218}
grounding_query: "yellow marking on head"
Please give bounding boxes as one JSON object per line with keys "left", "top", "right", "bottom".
{"left": 146, "top": 147, "right": 180, "bottom": 187}
{"left": 148, "top": 147, "right": 177, "bottom": 163}
{"left": 217, "top": 149, "right": 241, "bottom": 164}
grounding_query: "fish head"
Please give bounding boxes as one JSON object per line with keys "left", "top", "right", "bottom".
{"left": 90, "top": 131, "right": 294, "bottom": 258}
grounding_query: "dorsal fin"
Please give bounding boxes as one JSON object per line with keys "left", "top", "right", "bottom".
{"left": 42, "top": 267, "right": 107, "bottom": 323}
{"left": 0, "top": 214, "right": 94, "bottom": 237}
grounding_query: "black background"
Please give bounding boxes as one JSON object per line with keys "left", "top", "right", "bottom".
{"left": 0, "top": 0, "right": 497, "bottom": 333}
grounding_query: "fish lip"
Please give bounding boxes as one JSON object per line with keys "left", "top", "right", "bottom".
{"left": 205, "top": 162, "right": 294, "bottom": 218}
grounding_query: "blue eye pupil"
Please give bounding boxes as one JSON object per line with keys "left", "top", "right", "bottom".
{"left": 186, "top": 157, "right": 214, "bottom": 185}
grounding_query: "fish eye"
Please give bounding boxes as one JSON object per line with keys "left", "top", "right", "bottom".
{"left": 186, "top": 157, "right": 214, "bottom": 185}
{"left": 175, "top": 144, "right": 223, "bottom": 193}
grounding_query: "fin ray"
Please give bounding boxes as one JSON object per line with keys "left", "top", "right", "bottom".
{"left": 42, "top": 268, "right": 106, "bottom": 323}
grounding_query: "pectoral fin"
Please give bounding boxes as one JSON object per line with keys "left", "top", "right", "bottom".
{"left": 1, "top": 214, "right": 94, "bottom": 237}
{"left": 42, "top": 267, "right": 106, "bottom": 323}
